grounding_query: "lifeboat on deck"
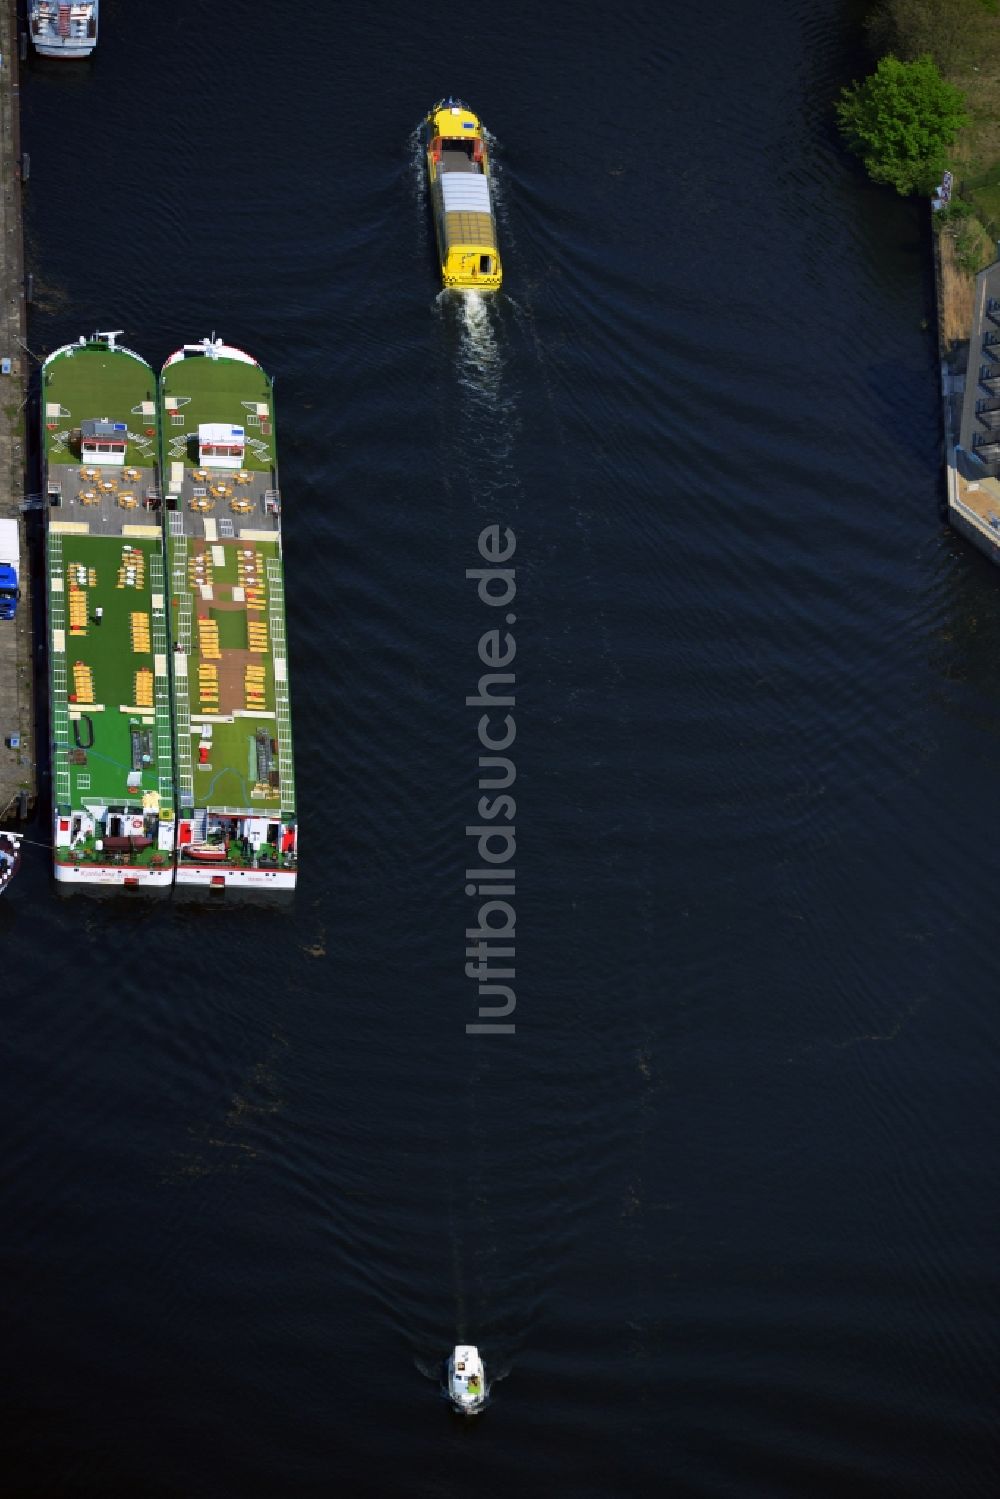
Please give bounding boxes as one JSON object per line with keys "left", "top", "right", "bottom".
{"left": 424, "top": 98, "right": 502, "bottom": 291}
{"left": 182, "top": 842, "right": 227, "bottom": 862}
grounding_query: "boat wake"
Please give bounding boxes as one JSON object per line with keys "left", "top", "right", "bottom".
{"left": 433, "top": 289, "right": 521, "bottom": 506}
{"left": 410, "top": 1180, "right": 513, "bottom": 1411}
{"left": 406, "top": 123, "right": 428, "bottom": 222}
{"left": 446, "top": 290, "right": 505, "bottom": 405}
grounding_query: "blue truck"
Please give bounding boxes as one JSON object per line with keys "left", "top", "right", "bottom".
{"left": 0, "top": 518, "right": 21, "bottom": 620}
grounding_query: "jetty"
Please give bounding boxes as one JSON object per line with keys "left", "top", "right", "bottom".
{"left": 0, "top": 0, "right": 35, "bottom": 821}
{"left": 940, "top": 249, "right": 1000, "bottom": 564}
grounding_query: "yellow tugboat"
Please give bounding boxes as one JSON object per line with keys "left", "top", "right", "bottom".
{"left": 425, "top": 98, "right": 502, "bottom": 291}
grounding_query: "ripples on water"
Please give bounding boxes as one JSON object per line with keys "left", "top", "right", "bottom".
{"left": 4, "top": 2, "right": 998, "bottom": 1495}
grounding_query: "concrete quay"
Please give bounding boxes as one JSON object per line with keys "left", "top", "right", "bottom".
{"left": 0, "top": 0, "right": 35, "bottom": 822}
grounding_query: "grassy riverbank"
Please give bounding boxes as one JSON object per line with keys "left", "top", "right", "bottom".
{"left": 852, "top": 2, "right": 1000, "bottom": 355}
{"left": 935, "top": 10, "right": 1000, "bottom": 358}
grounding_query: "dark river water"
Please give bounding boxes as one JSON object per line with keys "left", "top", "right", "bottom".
{"left": 4, "top": 1, "right": 998, "bottom": 1494}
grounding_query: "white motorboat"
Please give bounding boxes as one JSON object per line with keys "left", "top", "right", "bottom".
{"left": 0, "top": 831, "right": 22, "bottom": 894}
{"left": 29, "top": 2, "right": 99, "bottom": 59}
{"left": 447, "top": 1344, "right": 486, "bottom": 1415}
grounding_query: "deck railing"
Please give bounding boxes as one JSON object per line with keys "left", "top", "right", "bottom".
{"left": 265, "top": 557, "right": 296, "bottom": 818}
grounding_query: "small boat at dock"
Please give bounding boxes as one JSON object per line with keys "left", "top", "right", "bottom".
{"left": 29, "top": 1, "right": 99, "bottom": 59}
{"left": 424, "top": 99, "right": 502, "bottom": 291}
{"left": 0, "top": 831, "right": 22, "bottom": 894}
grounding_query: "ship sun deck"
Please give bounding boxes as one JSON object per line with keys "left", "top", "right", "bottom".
{"left": 162, "top": 348, "right": 296, "bottom": 879}
{"left": 47, "top": 530, "right": 171, "bottom": 811}
{"left": 170, "top": 531, "right": 285, "bottom": 816}
{"left": 44, "top": 342, "right": 174, "bottom": 878}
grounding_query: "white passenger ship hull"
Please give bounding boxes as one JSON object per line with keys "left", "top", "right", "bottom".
{"left": 175, "top": 863, "right": 297, "bottom": 891}
{"left": 54, "top": 858, "right": 173, "bottom": 889}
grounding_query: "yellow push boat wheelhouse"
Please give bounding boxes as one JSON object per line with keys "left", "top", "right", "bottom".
{"left": 425, "top": 98, "right": 502, "bottom": 291}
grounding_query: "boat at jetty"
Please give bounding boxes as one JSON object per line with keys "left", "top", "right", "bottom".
{"left": 29, "top": 1, "right": 99, "bottom": 58}
{"left": 42, "top": 332, "right": 176, "bottom": 888}
{"left": 160, "top": 338, "right": 298, "bottom": 890}
{"left": 41, "top": 332, "right": 297, "bottom": 894}
{"left": 0, "top": 831, "right": 22, "bottom": 894}
{"left": 424, "top": 98, "right": 502, "bottom": 291}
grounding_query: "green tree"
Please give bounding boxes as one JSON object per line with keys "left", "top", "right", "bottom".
{"left": 837, "top": 54, "right": 969, "bottom": 196}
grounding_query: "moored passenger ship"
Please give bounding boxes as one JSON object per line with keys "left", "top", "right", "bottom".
{"left": 160, "top": 339, "right": 298, "bottom": 890}
{"left": 43, "top": 333, "right": 176, "bottom": 887}
{"left": 424, "top": 98, "right": 502, "bottom": 290}
{"left": 29, "top": 1, "right": 99, "bottom": 58}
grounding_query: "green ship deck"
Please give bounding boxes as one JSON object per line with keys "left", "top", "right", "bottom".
{"left": 160, "top": 343, "right": 295, "bottom": 867}
{"left": 44, "top": 340, "right": 175, "bottom": 874}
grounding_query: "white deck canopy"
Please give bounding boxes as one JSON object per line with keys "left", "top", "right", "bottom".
{"left": 440, "top": 175, "right": 492, "bottom": 214}
{"left": 198, "top": 421, "right": 245, "bottom": 470}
